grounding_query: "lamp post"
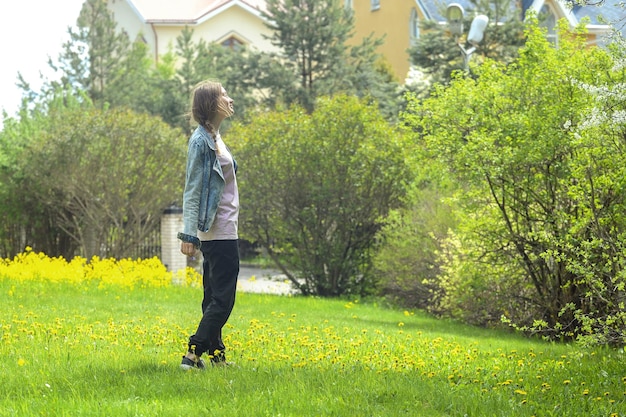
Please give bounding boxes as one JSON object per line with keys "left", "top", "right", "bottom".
{"left": 446, "top": 3, "right": 488, "bottom": 72}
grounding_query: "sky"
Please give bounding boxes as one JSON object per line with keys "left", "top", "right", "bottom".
{"left": 0, "top": 0, "right": 85, "bottom": 122}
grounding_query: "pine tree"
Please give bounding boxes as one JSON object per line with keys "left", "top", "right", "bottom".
{"left": 37, "top": 0, "right": 163, "bottom": 113}
{"left": 60, "top": 0, "right": 133, "bottom": 107}
{"left": 261, "top": 0, "right": 399, "bottom": 115}
{"left": 262, "top": 0, "right": 353, "bottom": 110}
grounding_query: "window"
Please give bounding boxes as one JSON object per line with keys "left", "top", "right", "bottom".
{"left": 409, "top": 8, "right": 420, "bottom": 44}
{"left": 221, "top": 36, "right": 244, "bottom": 51}
{"left": 539, "top": 4, "right": 558, "bottom": 47}
{"left": 371, "top": 0, "right": 380, "bottom": 11}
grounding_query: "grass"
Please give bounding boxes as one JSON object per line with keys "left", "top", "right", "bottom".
{"left": 1, "top": 255, "right": 625, "bottom": 416}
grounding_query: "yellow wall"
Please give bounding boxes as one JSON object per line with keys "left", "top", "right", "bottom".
{"left": 350, "top": 0, "right": 424, "bottom": 81}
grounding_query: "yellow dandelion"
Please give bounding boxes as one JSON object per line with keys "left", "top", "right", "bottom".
{"left": 514, "top": 389, "right": 527, "bottom": 395}
{"left": 398, "top": 322, "right": 405, "bottom": 327}
{"left": 563, "top": 380, "right": 571, "bottom": 385}
{"left": 17, "top": 358, "right": 26, "bottom": 366}
{"left": 582, "top": 389, "right": 590, "bottom": 396}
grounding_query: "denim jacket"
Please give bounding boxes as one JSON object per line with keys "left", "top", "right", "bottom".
{"left": 177, "top": 125, "right": 237, "bottom": 248}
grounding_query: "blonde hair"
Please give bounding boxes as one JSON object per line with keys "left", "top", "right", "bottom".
{"left": 190, "top": 80, "right": 230, "bottom": 136}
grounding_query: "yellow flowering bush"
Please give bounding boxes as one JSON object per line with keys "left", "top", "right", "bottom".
{"left": 0, "top": 247, "right": 201, "bottom": 289}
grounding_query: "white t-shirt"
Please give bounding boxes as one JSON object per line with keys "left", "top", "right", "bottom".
{"left": 198, "top": 134, "right": 239, "bottom": 240}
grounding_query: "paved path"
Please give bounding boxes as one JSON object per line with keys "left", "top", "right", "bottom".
{"left": 237, "top": 265, "right": 296, "bottom": 295}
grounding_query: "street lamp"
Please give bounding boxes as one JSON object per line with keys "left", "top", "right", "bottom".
{"left": 446, "top": 3, "right": 488, "bottom": 72}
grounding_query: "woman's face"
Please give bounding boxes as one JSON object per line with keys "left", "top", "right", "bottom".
{"left": 218, "top": 87, "right": 234, "bottom": 118}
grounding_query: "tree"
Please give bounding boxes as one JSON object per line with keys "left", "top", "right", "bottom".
{"left": 46, "top": 0, "right": 133, "bottom": 108}
{"left": 408, "top": 0, "right": 525, "bottom": 89}
{"left": 261, "top": 0, "right": 401, "bottom": 116}
{"left": 262, "top": 0, "right": 353, "bottom": 110}
{"left": 0, "top": 107, "right": 72, "bottom": 257}
{"left": 21, "top": 0, "right": 179, "bottom": 123}
{"left": 147, "top": 50, "right": 190, "bottom": 131}
{"left": 12, "top": 100, "right": 186, "bottom": 259}
{"left": 404, "top": 18, "right": 626, "bottom": 345}
{"left": 229, "top": 95, "right": 414, "bottom": 296}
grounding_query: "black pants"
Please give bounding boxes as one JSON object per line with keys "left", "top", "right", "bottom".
{"left": 188, "top": 240, "right": 239, "bottom": 359}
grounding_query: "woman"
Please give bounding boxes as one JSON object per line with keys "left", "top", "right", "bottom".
{"left": 177, "top": 81, "right": 238, "bottom": 370}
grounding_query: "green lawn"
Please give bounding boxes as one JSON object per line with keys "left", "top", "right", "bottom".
{"left": 1, "top": 280, "right": 624, "bottom": 416}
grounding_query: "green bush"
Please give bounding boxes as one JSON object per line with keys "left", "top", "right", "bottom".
{"left": 372, "top": 168, "right": 457, "bottom": 309}
{"left": 230, "top": 95, "right": 414, "bottom": 296}
{"left": 402, "top": 19, "right": 626, "bottom": 345}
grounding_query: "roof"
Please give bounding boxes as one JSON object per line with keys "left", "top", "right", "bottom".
{"left": 416, "top": 0, "right": 516, "bottom": 23}
{"left": 419, "top": 0, "right": 626, "bottom": 29}
{"left": 126, "top": 0, "right": 267, "bottom": 24}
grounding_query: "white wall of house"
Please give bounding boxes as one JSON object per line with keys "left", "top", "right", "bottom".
{"left": 109, "top": 0, "right": 278, "bottom": 65}
{"left": 192, "top": 6, "right": 275, "bottom": 52}
{"left": 109, "top": 0, "right": 152, "bottom": 47}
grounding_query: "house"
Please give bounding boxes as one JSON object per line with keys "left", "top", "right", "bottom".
{"left": 520, "top": 0, "right": 625, "bottom": 46}
{"left": 348, "top": 0, "right": 429, "bottom": 82}
{"left": 350, "top": 0, "right": 626, "bottom": 82}
{"left": 107, "top": 0, "right": 277, "bottom": 63}
{"left": 109, "top": 0, "right": 625, "bottom": 83}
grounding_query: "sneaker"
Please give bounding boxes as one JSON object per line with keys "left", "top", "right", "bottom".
{"left": 209, "top": 352, "right": 235, "bottom": 367}
{"left": 180, "top": 355, "right": 206, "bottom": 371}
{"left": 211, "top": 359, "right": 236, "bottom": 367}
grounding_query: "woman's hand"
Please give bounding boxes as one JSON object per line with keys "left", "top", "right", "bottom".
{"left": 181, "top": 241, "right": 198, "bottom": 256}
